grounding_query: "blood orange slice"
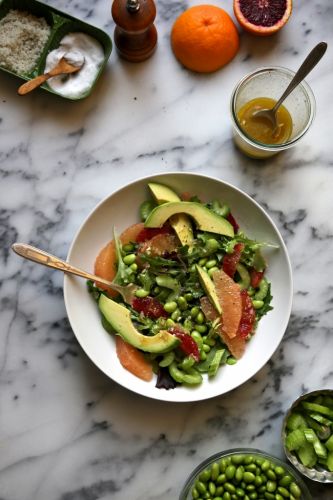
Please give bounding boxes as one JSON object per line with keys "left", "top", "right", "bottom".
{"left": 212, "top": 269, "right": 242, "bottom": 339}
{"left": 115, "top": 336, "right": 153, "bottom": 382}
{"left": 234, "top": 0, "right": 292, "bottom": 36}
{"left": 94, "top": 222, "right": 144, "bottom": 296}
{"left": 138, "top": 233, "right": 178, "bottom": 257}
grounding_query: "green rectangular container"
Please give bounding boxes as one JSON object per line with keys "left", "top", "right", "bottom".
{"left": 0, "top": 0, "right": 112, "bottom": 100}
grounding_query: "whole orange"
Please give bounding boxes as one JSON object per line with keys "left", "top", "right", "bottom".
{"left": 171, "top": 4, "right": 240, "bottom": 73}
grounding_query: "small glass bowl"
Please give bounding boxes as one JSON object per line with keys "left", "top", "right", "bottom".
{"left": 230, "top": 67, "right": 316, "bottom": 159}
{"left": 282, "top": 389, "right": 333, "bottom": 484}
{"left": 179, "top": 448, "right": 312, "bottom": 499}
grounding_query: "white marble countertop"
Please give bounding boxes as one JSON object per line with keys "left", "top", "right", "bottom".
{"left": 1, "top": 1, "right": 333, "bottom": 498}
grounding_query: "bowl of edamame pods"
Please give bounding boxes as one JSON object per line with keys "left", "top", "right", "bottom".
{"left": 282, "top": 389, "right": 333, "bottom": 483}
{"left": 179, "top": 448, "right": 312, "bottom": 499}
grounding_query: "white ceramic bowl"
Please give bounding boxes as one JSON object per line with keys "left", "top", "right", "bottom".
{"left": 64, "top": 172, "right": 293, "bottom": 402}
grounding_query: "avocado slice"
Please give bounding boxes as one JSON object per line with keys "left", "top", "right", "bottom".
{"left": 99, "top": 294, "right": 179, "bottom": 353}
{"left": 196, "top": 265, "right": 222, "bottom": 315}
{"left": 148, "top": 182, "right": 194, "bottom": 247}
{"left": 145, "top": 201, "right": 234, "bottom": 237}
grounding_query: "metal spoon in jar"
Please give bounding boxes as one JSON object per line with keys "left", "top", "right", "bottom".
{"left": 11, "top": 243, "right": 138, "bottom": 305}
{"left": 17, "top": 51, "right": 85, "bottom": 96}
{"left": 252, "top": 42, "right": 327, "bottom": 132}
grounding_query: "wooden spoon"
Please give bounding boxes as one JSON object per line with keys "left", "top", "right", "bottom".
{"left": 18, "top": 55, "right": 84, "bottom": 96}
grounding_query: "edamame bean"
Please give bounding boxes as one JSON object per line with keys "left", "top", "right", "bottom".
{"left": 135, "top": 288, "right": 149, "bottom": 298}
{"left": 199, "top": 469, "right": 211, "bottom": 482}
{"left": 252, "top": 300, "right": 264, "bottom": 309}
{"left": 206, "top": 238, "right": 219, "bottom": 252}
{"left": 191, "top": 486, "right": 200, "bottom": 499}
{"left": 243, "top": 472, "right": 255, "bottom": 483}
{"left": 232, "top": 455, "right": 245, "bottom": 465}
{"left": 191, "top": 330, "right": 203, "bottom": 348}
{"left": 185, "top": 292, "right": 194, "bottom": 302}
{"left": 208, "top": 267, "right": 219, "bottom": 277}
{"left": 123, "top": 243, "right": 135, "bottom": 253}
{"left": 217, "top": 474, "right": 227, "bottom": 484}
{"left": 266, "top": 481, "right": 276, "bottom": 493}
{"left": 123, "top": 253, "right": 136, "bottom": 265}
{"left": 227, "top": 357, "right": 237, "bottom": 365}
{"left": 178, "top": 296, "right": 188, "bottom": 311}
{"left": 196, "top": 324, "right": 207, "bottom": 333}
{"left": 266, "top": 470, "right": 276, "bottom": 481}
{"left": 235, "top": 466, "right": 244, "bottom": 482}
{"left": 166, "top": 318, "right": 175, "bottom": 328}
{"left": 224, "top": 482, "right": 236, "bottom": 494}
{"left": 277, "top": 486, "right": 289, "bottom": 497}
{"left": 211, "top": 463, "right": 220, "bottom": 481}
{"left": 206, "top": 259, "right": 217, "bottom": 269}
{"left": 183, "top": 318, "right": 193, "bottom": 331}
{"left": 209, "top": 482, "right": 216, "bottom": 495}
{"left": 196, "top": 480, "right": 207, "bottom": 494}
{"left": 196, "top": 311, "right": 205, "bottom": 324}
{"left": 164, "top": 301, "right": 177, "bottom": 313}
{"left": 289, "top": 482, "right": 301, "bottom": 498}
{"left": 278, "top": 476, "right": 292, "bottom": 488}
{"left": 199, "top": 258, "right": 207, "bottom": 266}
{"left": 191, "top": 306, "right": 200, "bottom": 318}
{"left": 226, "top": 465, "right": 236, "bottom": 480}
{"left": 130, "top": 263, "right": 138, "bottom": 272}
{"left": 171, "top": 308, "right": 181, "bottom": 321}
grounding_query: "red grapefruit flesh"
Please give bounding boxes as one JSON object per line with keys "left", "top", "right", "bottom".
{"left": 234, "top": 0, "right": 292, "bottom": 36}
{"left": 200, "top": 296, "right": 245, "bottom": 359}
{"left": 94, "top": 222, "right": 144, "bottom": 296}
{"left": 115, "top": 336, "right": 153, "bottom": 382}
{"left": 212, "top": 269, "right": 242, "bottom": 339}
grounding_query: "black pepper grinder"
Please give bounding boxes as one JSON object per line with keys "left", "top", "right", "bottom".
{"left": 111, "top": 0, "right": 157, "bottom": 62}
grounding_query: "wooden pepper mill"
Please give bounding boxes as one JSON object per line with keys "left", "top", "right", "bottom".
{"left": 111, "top": 0, "right": 157, "bottom": 62}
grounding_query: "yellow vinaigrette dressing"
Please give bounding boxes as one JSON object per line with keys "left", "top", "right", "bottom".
{"left": 237, "top": 97, "right": 293, "bottom": 145}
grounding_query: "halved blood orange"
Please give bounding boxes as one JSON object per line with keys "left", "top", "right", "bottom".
{"left": 200, "top": 296, "right": 246, "bottom": 359}
{"left": 94, "top": 222, "right": 144, "bottom": 296}
{"left": 115, "top": 336, "right": 153, "bottom": 381}
{"left": 212, "top": 269, "right": 242, "bottom": 339}
{"left": 234, "top": 0, "right": 292, "bottom": 36}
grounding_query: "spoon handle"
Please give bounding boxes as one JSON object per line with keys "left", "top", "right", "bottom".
{"left": 273, "top": 41, "right": 327, "bottom": 112}
{"left": 11, "top": 243, "right": 113, "bottom": 288}
{"left": 18, "top": 73, "right": 54, "bottom": 95}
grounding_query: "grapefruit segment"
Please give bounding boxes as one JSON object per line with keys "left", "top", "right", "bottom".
{"left": 212, "top": 269, "right": 242, "bottom": 339}
{"left": 234, "top": 0, "right": 292, "bottom": 36}
{"left": 94, "top": 222, "right": 144, "bottom": 295}
{"left": 115, "top": 336, "right": 153, "bottom": 382}
{"left": 200, "top": 296, "right": 246, "bottom": 359}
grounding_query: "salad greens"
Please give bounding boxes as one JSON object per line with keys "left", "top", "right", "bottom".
{"left": 88, "top": 183, "right": 274, "bottom": 389}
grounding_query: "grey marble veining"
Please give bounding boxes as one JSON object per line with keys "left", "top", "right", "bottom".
{"left": 1, "top": 0, "right": 333, "bottom": 499}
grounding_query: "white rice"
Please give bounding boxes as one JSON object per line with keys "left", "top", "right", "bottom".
{"left": 0, "top": 9, "right": 51, "bottom": 74}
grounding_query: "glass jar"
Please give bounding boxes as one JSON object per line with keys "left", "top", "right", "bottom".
{"left": 230, "top": 67, "right": 316, "bottom": 159}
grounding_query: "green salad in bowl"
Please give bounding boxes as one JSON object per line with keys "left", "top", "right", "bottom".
{"left": 64, "top": 173, "right": 292, "bottom": 402}
{"left": 88, "top": 182, "right": 274, "bottom": 390}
